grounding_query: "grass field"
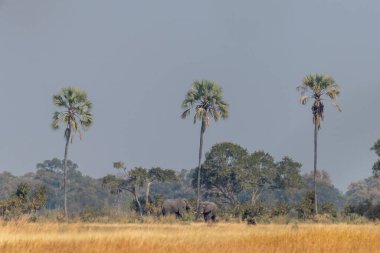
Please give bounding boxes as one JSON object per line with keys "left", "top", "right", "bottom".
{"left": 0, "top": 221, "right": 379, "bottom": 253}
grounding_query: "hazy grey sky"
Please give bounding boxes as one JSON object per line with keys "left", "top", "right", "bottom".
{"left": 0, "top": 0, "right": 379, "bottom": 191}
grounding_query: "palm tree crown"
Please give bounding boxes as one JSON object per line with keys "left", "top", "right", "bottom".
{"left": 52, "top": 87, "right": 93, "bottom": 141}
{"left": 181, "top": 80, "right": 229, "bottom": 127}
{"left": 297, "top": 73, "right": 341, "bottom": 129}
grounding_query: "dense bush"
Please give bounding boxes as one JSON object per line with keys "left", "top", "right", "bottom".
{"left": 130, "top": 195, "right": 165, "bottom": 216}
{"left": 345, "top": 199, "right": 380, "bottom": 220}
{"left": 0, "top": 183, "right": 47, "bottom": 221}
{"left": 241, "top": 203, "right": 269, "bottom": 220}
{"left": 79, "top": 206, "right": 105, "bottom": 222}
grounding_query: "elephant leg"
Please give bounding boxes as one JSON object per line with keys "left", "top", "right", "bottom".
{"left": 204, "top": 212, "right": 212, "bottom": 222}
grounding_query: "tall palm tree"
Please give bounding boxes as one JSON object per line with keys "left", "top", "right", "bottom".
{"left": 297, "top": 74, "right": 341, "bottom": 215}
{"left": 181, "top": 80, "right": 229, "bottom": 218}
{"left": 51, "top": 87, "right": 93, "bottom": 219}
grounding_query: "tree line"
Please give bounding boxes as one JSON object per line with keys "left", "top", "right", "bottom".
{"left": 2, "top": 73, "right": 380, "bottom": 221}
{"left": 0, "top": 150, "right": 376, "bottom": 221}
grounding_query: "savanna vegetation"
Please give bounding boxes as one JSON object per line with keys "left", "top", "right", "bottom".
{"left": 1, "top": 222, "right": 380, "bottom": 253}
{"left": 1, "top": 77, "right": 380, "bottom": 253}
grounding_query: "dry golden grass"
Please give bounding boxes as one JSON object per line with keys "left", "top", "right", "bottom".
{"left": 0, "top": 221, "right": 379, "bottom": 253}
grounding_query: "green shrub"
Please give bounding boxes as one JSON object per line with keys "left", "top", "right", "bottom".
{"left": 79, "top": 206, "right": 104, "bottom": 222}
{"left": 321, "top": 202, "right": 337, "bottom": 217}
{"left": 241, "top": 203, "right": 270, "bottom": 220}
{"left": 271, "top": 202, "right": 291, "bottom": 217}
{"left": 297, "top": 191, "right": 314, "bottom": 219}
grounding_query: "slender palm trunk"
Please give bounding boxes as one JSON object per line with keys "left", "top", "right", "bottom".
{"left": 63, "top": 128, "right": 70, "bottom": 220}
{"left": 196, "top": 120, "right": 206, "bottom": 220}
{"left": 314, "top": 122, "right": 318, "bottom": 215}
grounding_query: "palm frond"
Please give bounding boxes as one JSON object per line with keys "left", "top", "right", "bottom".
{"left": 299, "top": 95, "right": 309, "bottom": 105}
{"left": 52, "top": 86, "right": 93, "bottom": 142}
{"left": 332, "top": 101, "right": 342, "bottom": 112}
{"left": 298, "top": 73, "right": 341, "bottom": 129}
{"left": 51, "top": 112, "right": 61, "bottom": 129}
{"left": 181, "top": 108, "right": 191, "bottom": 119}
{"left": 181, "top": 80, "right": 229, "bottom": 128}
{"left": 205, "top": 116, "right": 210, "bottom": 126}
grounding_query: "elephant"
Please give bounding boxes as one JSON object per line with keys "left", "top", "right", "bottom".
{"left": 199, "top": 201, "right": 218, "bottom": 222}
{"left": 162, "top": 198, "right": 191, "bottom": 218}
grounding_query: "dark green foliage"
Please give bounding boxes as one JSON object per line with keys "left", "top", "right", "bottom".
{"left": 274, "top": 157, "right": 303, "bottom": 190}
{"left": 147, "top": 194, "right": 165, "bottom": 216}
{"left": 241, "top": 202, "right": 294, "bottom": 220}
{"left": 302, "top": 170, "right": 346, "bottom": 209}
{"left": 373, "top": 161, "right": 380, "bottom": 176}
{"left": 237, "top": 151, "right": 277, "bottom": 205}
{"left": 195, "top": 142, "right": 304, "bottom": 211}
{"left": 198, "top": 142, "right": 248, "bottom": 206}
{"left": 148, "top": 167, "right": 177, "bottom": 183}
{"left": 35, "top": 158, "right": 115, "bottom": 213}
{"left": 371, "top": 139, "right": 380, "bottom": 176}
{"left": 16, "top": 183, "right": 30, "bottom": 199}
{"left": 102, "top": 175, "right": 124, "bottom": 195}
{"left": 36, "top": 158, "right": 67, "bottom": 174}
{"left": 29, "top": 185, "right": 47, "bottom": 212}
{"left": 0, "top": 155, "right": 350, "bottom": 222}
{"left": 320, "top": 202, "right": 337, "bottom": 217}
{"left": 103, "top": 166, "right": 178, "bottom": 216}
{"left": 129, "top": 197, "right": 147, "bottom": 215}
{"left": 129, "top": 195, "right": 165, "bottom": 216}
{"left": 371, "top": 139, "right": 380, "bottom": 157}
{"left": 241, "top": 203, "right": 269, "bottom": 220}
{"left": 345, "top": 199, "right": 380, "bottom": 220}
{"left": 271, "top": 202, "right": 291, "bottom": 216}
{"left": 0, "top": 183, "right": 47, "bottom": 220}
{"left": 103, "top": 166, "right": 148, "bottom": 216}
{"left": 297, "top": 191, "right": 315, "bottom": 219}
{"left": 79, "top": 206, "right": 105, "bottom": 222}
{"left": 295, "top": 172, "right": 344, "bottom": 219}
